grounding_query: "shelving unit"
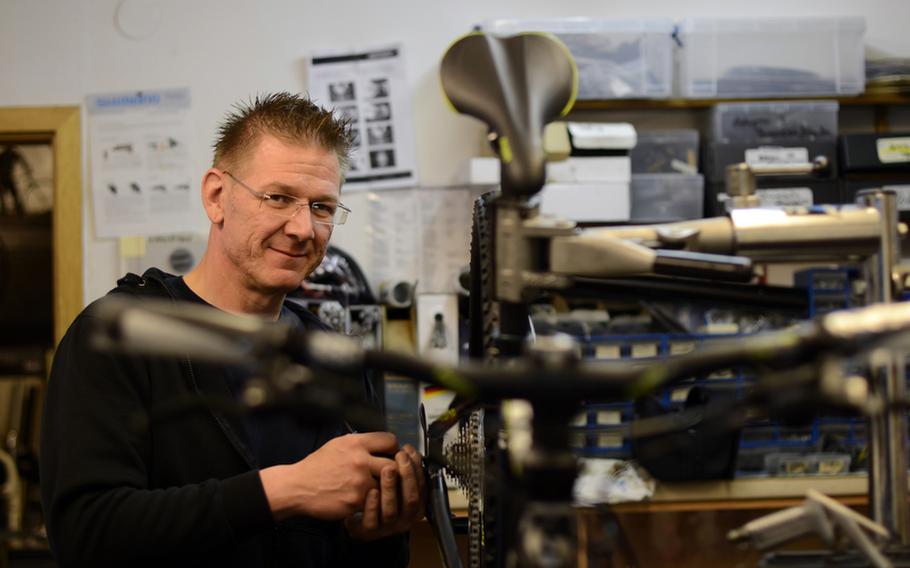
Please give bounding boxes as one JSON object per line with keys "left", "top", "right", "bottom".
{"left": 558, "top": 93, "right": 910, "bottom": 517}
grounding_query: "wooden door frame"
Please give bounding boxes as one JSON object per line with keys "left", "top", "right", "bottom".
{"left": 0, "top": 106, "right": 82, "bottom": 344}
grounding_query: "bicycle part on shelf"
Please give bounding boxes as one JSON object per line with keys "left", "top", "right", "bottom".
{"left": 724, "top": 155, "right": 829, "bottom": 210}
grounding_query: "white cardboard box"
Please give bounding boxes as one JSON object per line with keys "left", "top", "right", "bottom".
{"left": 465, "top": 157, "right": 501, "bottom": 185}
{"left": 465, "top": 157, "right": 631, "bottom": 185}
{"left": 539, "top": 182, "right": 630, "bottom": 222}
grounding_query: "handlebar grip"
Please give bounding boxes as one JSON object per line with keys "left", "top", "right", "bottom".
{"left": 653, "top": 250, "right": 753, "bottom": 282}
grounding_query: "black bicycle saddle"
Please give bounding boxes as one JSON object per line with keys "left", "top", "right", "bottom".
{"left": 440, "top": 32, "right": 577, "bottom": 198}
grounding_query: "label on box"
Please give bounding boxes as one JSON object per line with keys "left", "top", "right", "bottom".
{"left": 718, "top": 188, "right": 813, "bottom": 208}
{"left": 567, "top": 122, "right": 637, "bottom": 150}
{"left": 630, "top": 342, "right": 658, "bottom": 358}
{"left": 756, "top": 187, "right": 814, "bottom": 207}
{"left": 745, "top": 146, "right": 808, "bottom": 166}
{"left": 883, "top": 185, "right": 910, "bottom": 211}
{"left": 594, "top": 344, "right": 621, "bottom": 359}
{"left": 877, "top": 137, "right": 910, "bottom": 164}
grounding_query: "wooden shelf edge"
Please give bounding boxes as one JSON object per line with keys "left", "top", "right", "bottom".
{"left": 611, "top": 475, "right": 872, "bottom": 512}
{"left": 446, "top": 476, "right": 875, "bottom": 515}
{"left": 571, "top": 93, "right": 910, "bottom": 111}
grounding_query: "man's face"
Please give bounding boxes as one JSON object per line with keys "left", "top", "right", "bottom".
{"left": 218, "top": 134, "right": 342, "bottom": 295}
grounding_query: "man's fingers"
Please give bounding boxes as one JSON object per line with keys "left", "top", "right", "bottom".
{"left": 401, "top": 444, "right": 427, "bottom": 496}
{"left": 367, "top": 455, "right": 398, "bottom": 478}
{"left": 380, "top": 466, "right": 399, "bottom": 525}
{"left": 361, "top": 488, "right": 380, "bottom": 532}
{"left": 354, "top": 432, "right": 399, "bottom": 454}
{"left": 397, "top": 452, "right": 420, "bottom": 518}
{"left": 401, "top": 444, "right": 420, "bottom": 465}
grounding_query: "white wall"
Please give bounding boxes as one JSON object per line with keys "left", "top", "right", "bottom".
{"left": 2, "top": 0, "right": 910, "bottom": 304}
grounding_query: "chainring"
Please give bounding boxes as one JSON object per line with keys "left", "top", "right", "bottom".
{"left": 466, "top": 191, "right": 512, "bottom": 568}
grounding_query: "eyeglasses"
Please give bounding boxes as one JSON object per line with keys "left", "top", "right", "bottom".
{"left": 223, "top": 170, "right": 350, "bottom": 226}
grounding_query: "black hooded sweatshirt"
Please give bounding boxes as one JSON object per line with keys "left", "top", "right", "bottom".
{"left": 40, "top": 268, "right": 409, "bottom": 567}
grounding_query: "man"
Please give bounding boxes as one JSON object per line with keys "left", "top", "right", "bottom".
{"left": 40, "top": 93, "right": 424, "bottom": 567}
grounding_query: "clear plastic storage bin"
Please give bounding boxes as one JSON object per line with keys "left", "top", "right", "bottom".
{"left": 710, "top": 101, "right": 839, "bottom": 142}
{"left": 677, "top": 17, "right": 866, "bottom": 98}
{"left": 631, "top": 129, "right": 699, "bottom": 173}
{"left": 630, "top": 174, "right": 704, "bottom": 221}
{"left": 481, "top": 18, "right": 674, "bottom": 100}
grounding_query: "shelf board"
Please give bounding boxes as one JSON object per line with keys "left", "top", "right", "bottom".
{"left": 447, "top": 475, "right": 875, "bottom": 514}
{"left": 571, "top": 93, "right": 910, "bottom": 111}
{"left": 609, "top": 475, "right": 883, "bottom": 513}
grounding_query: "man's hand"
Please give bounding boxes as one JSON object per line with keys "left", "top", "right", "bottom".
{"left": 260, "top": 432, "right": 399, "bottom": 521}
{"left": 344, "top": 444, "right": 427, "bottom": 541}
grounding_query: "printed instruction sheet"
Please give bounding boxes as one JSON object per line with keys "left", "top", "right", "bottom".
{"left": 87, "top": 88, "right": 197, "bottom": 238}
{"left": 309, "top": 44, "right": 417, "bottom": 191}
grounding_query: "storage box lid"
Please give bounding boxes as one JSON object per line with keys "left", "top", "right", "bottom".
{"left": 482, "top": 17, "right": 675, "bottom": 34}
{"left": 568, "top": 122, "right": 637, "bottom": 150}
{"left": 678, "top": 16, "right": 866, "bottom": 35}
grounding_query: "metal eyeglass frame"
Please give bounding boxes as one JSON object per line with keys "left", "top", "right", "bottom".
{"left": 222, "top": 170, "right": 351, "bottom": 226}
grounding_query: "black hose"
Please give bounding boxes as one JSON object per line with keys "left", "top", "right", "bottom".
{"left": 427, "top": 467, "right": 464, "bottom": 568}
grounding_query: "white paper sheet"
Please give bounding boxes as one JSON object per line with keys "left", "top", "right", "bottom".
{"left": 417, "top": 188, "right": 473, "bottom": 294}
{"left": 364, "top": 188, "right": 420, "bottom": 286}
{"left": 87, "top": 89, "right": 197, "bottom": 238}
{"left": 346, "top": 187, "right": 475, "bottom": 295}
{"left": 309, "top": 44, "right": 417, "bottom": 191}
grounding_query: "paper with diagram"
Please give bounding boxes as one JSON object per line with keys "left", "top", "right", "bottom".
{"left": 87, "top": 88, "right": 197, "bottom": 238}
{"left": 309, "top": 44, "right": 417, "bottom": 190}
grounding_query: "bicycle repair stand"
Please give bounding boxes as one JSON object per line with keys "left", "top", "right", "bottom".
{"left": 864, "top": 190, "right": 910, "bottom": 547}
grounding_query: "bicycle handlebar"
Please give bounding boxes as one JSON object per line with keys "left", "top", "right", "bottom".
{"left": 92, "top": 297, "right": 910, "bottom": 404}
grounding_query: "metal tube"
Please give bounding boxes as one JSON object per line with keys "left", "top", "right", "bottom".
{"left": 725, "top": 163, "right": 760, "bottom": 210}
{"left": 730, "top": 206, "right": 882, "bottom": 259}
{"left": 861, "top": 189, "right": 910, "bottom": 545}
